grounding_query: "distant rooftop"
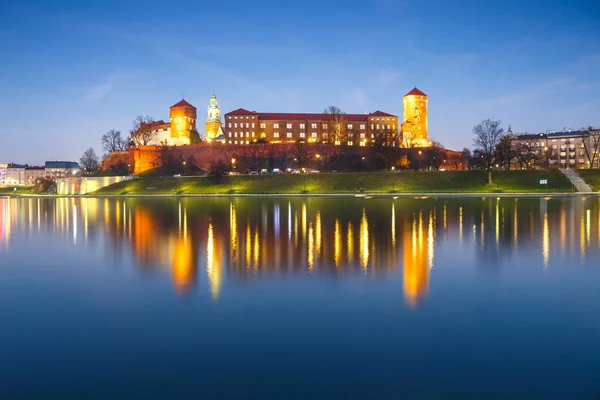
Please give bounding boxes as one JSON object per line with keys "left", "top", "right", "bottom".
{"left": 45, "top": 161, "right": 80, "bottom": 169}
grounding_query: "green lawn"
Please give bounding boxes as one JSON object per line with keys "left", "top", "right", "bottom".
{"left": 0, "top": 186, "right": 35, "bottom": 195}
{"left": 577, "top": 169, "right": 600, "bottom": 191}
{"left": 92, "top": 170, "right": 574, "bottom": 195}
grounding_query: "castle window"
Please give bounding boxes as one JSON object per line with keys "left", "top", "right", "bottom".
{"left": 360, "top": 124, "right": 365, "bottom": 130}
{"left": 392, "top": 125, "right": 395, "bottom": 130}
{"left": 311, "top": 123, "right": 317, "bottom": 129}
{"left": 348, "top": 133, "right": 353, "bottom": 138}
{"left": 245, "top": 123, "right": 248, "bottom": 128}
{"left": 286, "top": 123, "right": 292, "bottom": 129}
{"left": 347, "top": 141, "right": 353, "bottom": 146}
{"left": 274, "top": 123, "right": 279, "bottom": 129}
{"left": 228, "top": 123, "right": 231, "bottom": 128}
{"left": 286, "top": 132, "right": 292, "bottom": 138}
{"left": 300, "top": 132, "right": 305, "bottom": 138}
{"left": 228, "top": 133, "right": 232, "bottom": 137}
{"left": 261, "top": 132, "right": 266, "bottom": 138}
{"left": 252, "top": 123, "right": 255, "bottom": 128}
{"left": 360, "top": 133, "right": 365, "bottom": 138}
{"left": 311, "top": 132, "right": 317, "bottom": 138}
{"left": 234, "top": 132, "right": 238, "bottom": 138}
{"left": 234, "top": 123, "right": 238, "bottom": 128}
{"left": 371, "top": 124, "right": 374, "bottom": 129}
{"left": 260, "top": 123, "right": 266, "bottom": 129}
{"left": 274, "top": 132, "right": 279, "bottom": 138}
{"left": 376, "top": 124, "right": 380, "bottom": 130}
{"left": 322, "top": 123, "right": 328, "bottom": 129}
{"left": 300, "top": 124, "right": 305, "bottom": 129}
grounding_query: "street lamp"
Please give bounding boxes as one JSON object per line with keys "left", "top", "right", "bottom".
{"left": 418, "top": 150, "right": 422, "bottom": 170}
{"left": 316, "top": 154, "right": 321, "bottom": 171}
{"left": 362, "top": 156, "right": 366, "bottom": 172}
{"left": 127, "top": 164, "right": 131, "bottom": 175}
{"left": 230, "top": 158, "right": 236, "bottom": 193}
{"left": 182, "top": 161, "right": 186, "bottom": 176}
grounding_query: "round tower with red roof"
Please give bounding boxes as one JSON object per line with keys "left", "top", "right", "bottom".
{"left": 401, "top": 87, "right": 430, "bottom": 147}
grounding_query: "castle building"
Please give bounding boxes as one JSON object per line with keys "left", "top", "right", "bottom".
{"left": 205, "top": 94, "right": 224, "bottom": 142}
{"left": 401, "top": 87, "right": 430, "bottom": 148}
{"left": 222, "top": 109, "right": 399, "bottom": 146}
{"left": 135, "top": 99, "right": 198, "bottom": 146}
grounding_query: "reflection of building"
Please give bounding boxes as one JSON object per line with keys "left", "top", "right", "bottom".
{"left": 402, "top": 211, "right": 433, "bottom": 306}
{"left": 223, "top": 109, "right": 399, "bottom": 146}
{"left": 135, "top": 100, "right": 198, "bottom": 146}
{"left": 402, "top": 87, "right": 430, "bottom": 148}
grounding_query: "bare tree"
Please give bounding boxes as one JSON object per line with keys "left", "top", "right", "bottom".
{"left": 473, "top": 119, "right": 504, "bottom": 184}
{"left": 101, "top": 129, "right": 128, "bottom": 155}
{"left": 80, "top": 148, "right": 99, "bottom": 173}
{"left": 582, "top": 128, "right": 600, "bottom": 169}
{"left": 130, "top": 115, "right": 156, "bottom": 146}
{"left": 494, "top": 135, "right": 517, "bottom": 170}
{"left": 372, "top": 129, "right": 399, "bottom": 170}
{"left": 324, "top": 106, "right": 347, "bottom": 145}
{"left": 293, "top": 140, "right": 312, "bottom": 169}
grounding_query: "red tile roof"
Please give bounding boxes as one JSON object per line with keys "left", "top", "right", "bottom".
{"left": 370, "top": 110, "right": 396, "bottom": 117}
{"left": 227, "top": 108, "right": 257, "bottom": 115}
{"left": 170, "top": 99, "right": 196, "bottom": 108}
{"left": 404, "top": 87, "right": 427, "bottom": 97}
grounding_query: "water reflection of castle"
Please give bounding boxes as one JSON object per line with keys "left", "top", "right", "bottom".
{"left": 1, "top": 197, "right": 599, "bottom": 306}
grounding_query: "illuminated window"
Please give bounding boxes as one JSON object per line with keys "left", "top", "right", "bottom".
{"left": 260, "top": 123, "right": 266, "bottom": 129}
{"left": 234, "top": 132, "right": 238, "bottom": 138}
{"left": 300, "top": 124, "right": 305, "bottom": 129}
{"left": 286, "top": 123, "right": 292, "bottom": 129}
{"left": 300, "top": 132, "right": 305, "bottom": 138}
{"left": 234, "top": 123, "right": 238, "bottom": 128}
{"left": 286, "top": 132, "right": 292, "bottom": 138}
{"left": 360, "top": 133, "right": 365, "bottom": 138}
{"left": 347, "top": 141, "right": 353, "bottom": 145}
{"left": 228, "top": 123, "right": 231, "bottom": 128}
{"left": 261, "top": 132, "right": 266, "bottom": 138}
{"left": 246, "top": 123, "right": 249, "bottom": 128}
{"left": 376, "top": 124, "right": 380, "bottom": 130}
{"left": 371, "top": 124, "right": 374, "bottom": 129}
{"left": 274, "top": 123, "right": 279, "bottom": 129}
{"left": 322, "top": 123, "right": 328, "bottom": 129}
{"left": 252, "top": 132, "right": 255, "bottom": 137}
{"left": 348, "top": 124, "right": 353, "bottom": 129}
{"left": 311, "top": 123, "right": 317, "bottom": 129}
{"left": 360, "top": 124, "right": 365, "bottom": 130}
{"left": 252, "top": 123, "right": 255, "bottom": 128}
{"left": 274, "top": 132, "right": 279, "bottom": 138}
{"left": 348, "top": 133, "right": 353, "bottom": 138}
{"left": 311, "top": 132, "right": 317, "bottom": 138}
{"left": 228, "top": 132, "right": 232, "bottom": 137}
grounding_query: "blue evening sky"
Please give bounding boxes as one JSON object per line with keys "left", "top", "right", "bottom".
{"left": 1, "top": 0, "right": 599, "bottom": 164}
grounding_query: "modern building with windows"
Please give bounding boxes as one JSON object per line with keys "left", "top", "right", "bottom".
{"left": 223, "top": 109, "right": 399, "bottom": 146}
{"left": 509, "top": 128, "right": 600, "bottom": 169}
{"left": 45, "top": 161, "right": 80, "bottom": 178}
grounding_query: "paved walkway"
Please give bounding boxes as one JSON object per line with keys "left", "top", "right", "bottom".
{"left": 559, "top": 168, "right": 594, "bottom": 192}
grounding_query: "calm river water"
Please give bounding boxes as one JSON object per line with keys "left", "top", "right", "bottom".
{"left": 1, "top": 196, "right": 600, "bottom": 398}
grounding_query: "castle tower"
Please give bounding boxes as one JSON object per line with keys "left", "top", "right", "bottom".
{"left": 169, "top": 99, "right": 197, "bottom": 144}
{"left": 205, "top": 93, "right": 222, "bottom": 141}
{"left": 402, "top": 87, "right": 430, "bottom": 147}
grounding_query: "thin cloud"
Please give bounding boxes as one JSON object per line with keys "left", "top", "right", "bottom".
{"left": 84, "top": 79, "right": 113, "bottom": 102}
{"left": 377, "top": 69, "right": 402, "bottom": 85}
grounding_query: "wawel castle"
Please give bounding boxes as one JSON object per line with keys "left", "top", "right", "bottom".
{"left": 136, "top": 88, "right": 431, "bottom": 148}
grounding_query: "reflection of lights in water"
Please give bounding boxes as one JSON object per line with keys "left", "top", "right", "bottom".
{"left": 459, "top": 207, "right": 463, "bottom": 243}
{"left": 206, "top": 222, "right": 221, "bottom": 300}
{"left": 104, "top": 198, "right": 109, "bottom": 232}
{"left": 274, "top": 203, "right": 280, "bottom": 238}
{"left": 480, "top": 210, "right": 484, "bottom": 248}
{"left": 391, "top": 202, "right": 396, "bottom": 246}
{"left": 308, "top": 221, "right": 314, "bottom": 271}
{"left": 347, "top": 222, "right": 354, "bottom": 262}
{"left": 115, "top": 199, "right": 121, "bottom": 231}
{"left": 245, "top": 223, "right": 252, "bottom": 268}
{"left": 173, "top": 236, "right": 194, "bottom": 291}
{"left": 73, "top": 205, "right": 77, "bottom": 244}
{"left": 495, "top": 198, "right": 500, "bottom": 247}
{"left": 514, "top": 199, "right": 518, "bottom": 247}
{"left": 302, "top": 203, "right": 307, "bottom": 239}
{"left": 542, "top": 212, "right": 549, "bottom": 269}
{"left": 294, "top": 211, "right": 298, "bottom": 247}
{"left": 443, "top": 203, "right": 447, "bottom": 230}
{"left": 253, "top": 228, "right": 260, "bottom": 268}
{"left": 37, "top": 199, "right": 41, "bottom": 232}
{"left": 428, "top": 211, "right": 434, "bottom": 269}
{"left": 334, "top": 219, "right": 342, "bottom": 267}
{"left": 315, "top": 212, "right": 321, "bottom": 259}
{"left": 580, "top": 212, "right": 585, "bottom": 261}
{"left": 403, "top": 211, "right": 429, "bottom": 307}
{"left": 586, "top": 209, "right": 591, "bottom": 246}
{"left": 288, "top": 202, "right": 292, "bottom": 239}
{"left": 360, "top": 209, "right": 369, "bottom": 271}
{"left": 230, "top": 203, "right": 237, "bottom": 261}
{"left": 560, "top": 204, "right": 566, "bottom": 252}
{"left": 183, "top": 206, "right": 188, "bottom": 242}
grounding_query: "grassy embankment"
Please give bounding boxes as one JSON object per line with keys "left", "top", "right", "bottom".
{"left": 0, "top": 186, "right": 35, "bottom": 195}
{"left": 92, "top": 170, "right": 573, "bottom": 195}
{"left": 577, "top": 170, "right": 600, "bottom": 191}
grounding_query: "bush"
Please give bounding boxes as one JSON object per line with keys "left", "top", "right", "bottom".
{"left": 208, "top": 161, "right": 230, "bottom": 184}
{"left": 34, "top": 178, "right": 57, "bottom": 194}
